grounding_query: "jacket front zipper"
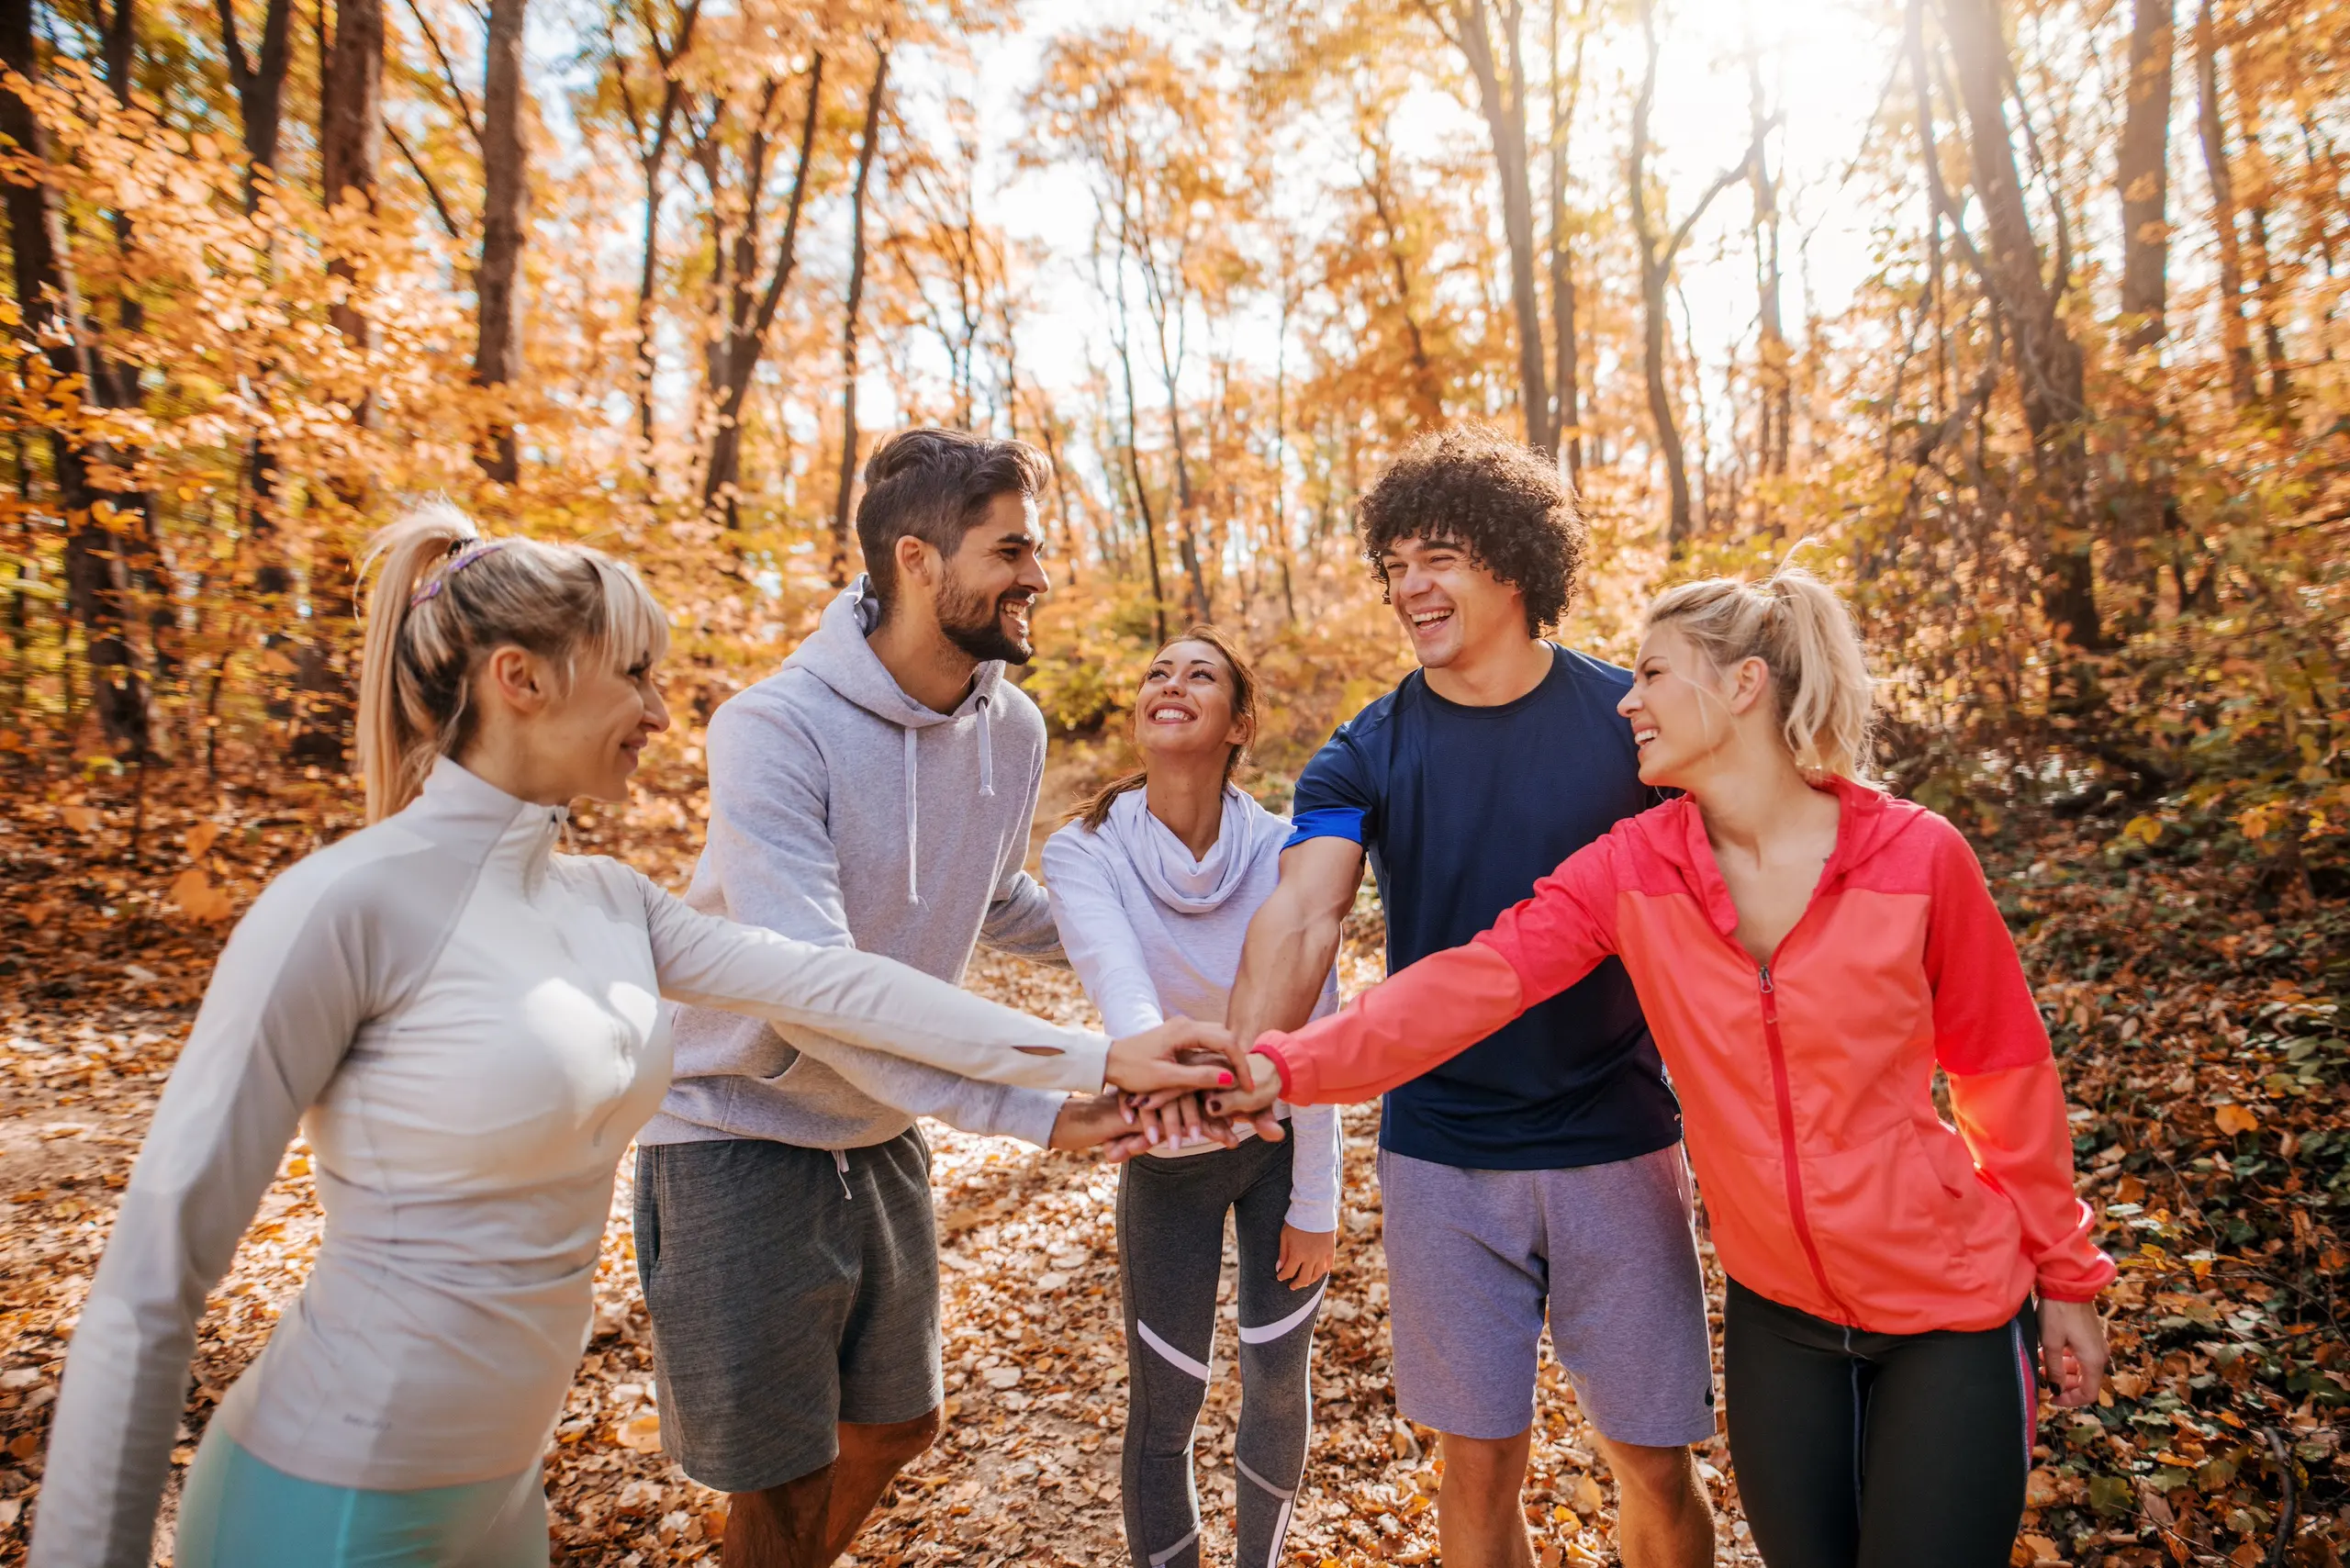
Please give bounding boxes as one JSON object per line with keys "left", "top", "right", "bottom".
{"left": 1758, "top": 964, "right": 1854, "bottom": 1324}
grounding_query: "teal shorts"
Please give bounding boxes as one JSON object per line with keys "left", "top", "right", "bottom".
{"left": 176, "top": 1426, "right": 547, "bottom": 1568}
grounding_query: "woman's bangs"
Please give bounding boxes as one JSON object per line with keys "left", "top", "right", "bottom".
{"left": 594, "top": 558, "right": 671, "bottom": 669}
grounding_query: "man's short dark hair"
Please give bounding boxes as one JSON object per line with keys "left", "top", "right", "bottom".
{"left": 856, "top": 428, "right": 1052, "bottom": 610}
{"left": 1357, "top": 424, "right": 1586, "bottom": 635}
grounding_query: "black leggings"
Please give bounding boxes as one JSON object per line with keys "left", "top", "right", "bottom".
{"left": 1725, "top": 1278, "right": 2039, "bottom": 1568}
{"left": 1116, "top": 1132, "right": 1322, "bottom": 1568}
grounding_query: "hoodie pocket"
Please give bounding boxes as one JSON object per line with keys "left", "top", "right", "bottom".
{"left": 1800, "top": 1122, "right": 1986, "bottom": 1320}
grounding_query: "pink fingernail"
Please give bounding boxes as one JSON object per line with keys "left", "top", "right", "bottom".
{"left": 1218, "top": 1071, "right": 1234, "bottom": 1086}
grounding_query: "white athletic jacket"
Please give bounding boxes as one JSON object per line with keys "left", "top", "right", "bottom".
{"left": 33, "top": 758, "right": 1112, "bottom": 1568}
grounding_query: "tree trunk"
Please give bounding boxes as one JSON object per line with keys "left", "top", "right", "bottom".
{"left": 2110, "top": 0, "right": 2174, "bottom": 630}
{"left": 216, "top": 0, "right": 293, "bottom": 599}
{"left": 2195, "top": 0, "right": 2255, "bottom": 405}
{"left": 319, "top": 0, "right": 382, "bottom": 374}
{"left": 1358, "top": 137, "right": 1443, "bottom": 425}
{"left": 702, "top": 54, "right": 824, "bottom": 530}
{"left": 218, "top": 0, "right": 293, "bottom": 200}
{"left": 1451, "top": 0, "right": 1551, "bottom": 454}
{"left": 623, "top": 0, "right": 701, "bottom": 476}
{"left": 1746, "top": 35, "right": 1788, "bottom": 478}
{"left": 1630, "top": 0, "right": 1695, "bottom": 543}
{"left": 1939, "top": 0, "right": 2103, "bottom": 648}
{"left": 828, "top": 42, "right": 888, "bottom": 583}
{"left": 87, "top": 0, "right": 178, "bottom": 698}
{"left": 2117, "top": 0, "right": 2172, "bottom": 351}
{"left": 0, "top": 0, "right": 149, "bottom": 754}
{"left": 1108, "top": 266, "right": 1168, "bottom": 644}
{"left": 1547, "top": 0, "right": 1583, "bottom": 479}
{"left": 2246, "top": 203, "right": 2288, "bottom": 399}
{"left": 473, "top": 0, "right": 528, "bottom": 484}
{"left": 303, "top": 0, "right": 386, "bottom": 768}
{"left": 320, "top": 0, "right": 384, "bottom": 227}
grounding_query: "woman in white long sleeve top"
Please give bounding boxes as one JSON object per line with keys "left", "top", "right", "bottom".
{"left": 1041, "top": 628, "right": 1341, "bottom": 1568}
{"left": 30, "top": 509, "right": 1240, "bottom": 1568}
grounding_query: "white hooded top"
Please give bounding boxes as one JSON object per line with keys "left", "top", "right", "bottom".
{"left": 33, "top": 758, "right": 1111, "bottom": 1568}
{"left": 1042, "top": 787, "right": 1343, "bottom": 1231}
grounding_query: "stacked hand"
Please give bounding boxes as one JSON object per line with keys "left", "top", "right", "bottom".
{"left": 1102, "top": 1016, "right": 1248, "bottom": 1094}
{"left": 1052, "top": 1045, "right": 1291, "bottom": 1162}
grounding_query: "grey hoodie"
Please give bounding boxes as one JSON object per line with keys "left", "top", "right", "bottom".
{"left": 640, "top": 577, "right": 1071, "bottom": 1151}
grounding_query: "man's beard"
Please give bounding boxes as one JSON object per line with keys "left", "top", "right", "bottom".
{"left": 937, "top": 571, "right": 1035, "bottom": 665}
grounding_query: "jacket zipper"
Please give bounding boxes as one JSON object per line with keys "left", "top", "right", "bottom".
{"left": 1756, "top": 964, "right": 1853, "bottom": 1323}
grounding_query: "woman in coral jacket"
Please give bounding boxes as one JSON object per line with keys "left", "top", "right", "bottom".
{"left": 1207, "top": 564, "right": 2111, "bottom": 1568}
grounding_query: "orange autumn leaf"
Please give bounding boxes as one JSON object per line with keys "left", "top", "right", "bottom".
{"left": 2212, "top": 1103, "right": 2259, "bottom": 1137}
{"left": 170, "top": 867, "right": 234, "bottom": 924}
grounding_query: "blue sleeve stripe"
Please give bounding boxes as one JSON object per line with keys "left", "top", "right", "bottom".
{"left": 1284, "top": 807, "right": 1365, "bottom": 850}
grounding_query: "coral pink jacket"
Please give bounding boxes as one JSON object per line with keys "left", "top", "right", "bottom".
{"left": 1256, "top": 779, "right": 2114, "bottom": 1334}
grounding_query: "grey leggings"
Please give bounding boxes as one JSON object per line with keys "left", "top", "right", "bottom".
{"left": 1116, "top": 1130, "right": 1323, "bottom": 1568}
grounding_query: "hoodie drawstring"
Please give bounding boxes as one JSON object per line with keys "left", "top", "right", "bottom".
{"left": 901, "top": 695, "right": 997, "bottom": 907}
{"left": 977, "top": 696, "right": 995, "bottom": 799}
{"left": 903, "top": 727, "right": 921, "bottom": 907}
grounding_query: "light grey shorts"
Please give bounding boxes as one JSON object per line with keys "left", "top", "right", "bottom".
{"left": 1377, "top": 1142, "right": 1716, "bottom": 1447}
{"left": 634, "top": 1129, "right": 943, "bottom": 1494}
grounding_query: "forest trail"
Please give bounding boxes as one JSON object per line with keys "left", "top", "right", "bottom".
{"left": 0, "top": 781, "right": 2342, "bottom": 1567}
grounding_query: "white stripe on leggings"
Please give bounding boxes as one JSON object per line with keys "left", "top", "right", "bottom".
{"left": 1136, "top": 1319, "right": 1213, "bottom": 1383}
{"left": 1147, "top": 1525, "right": 1200, "bottom": 1566}
{"left": 1234, "top": 1456, "right": 1294, "bottom": 1501}
{"left": 1265, "top": 1497, "right": 1294, "bottom": 1568}
{"left": 1237, "top": 1460, "right": 1298, "bottom": 1568}
{"left": 1237, "top": 1281, "right": 1325, "bottom": 1344}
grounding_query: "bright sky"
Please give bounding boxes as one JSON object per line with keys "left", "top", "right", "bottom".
{"left": 935, "top": 0, "right": 1902, "bottom": 426}
{"left": 520, "top": 0, "right": 1915, "bottom": 443}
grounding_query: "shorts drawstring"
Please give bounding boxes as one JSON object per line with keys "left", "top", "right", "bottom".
{"left": 833, "top": 1148, "right": 853, "bottom": 1201}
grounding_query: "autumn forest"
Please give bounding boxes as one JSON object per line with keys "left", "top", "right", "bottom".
{"left": 0, "top": 0, "right": 2344, "bottom": 1558}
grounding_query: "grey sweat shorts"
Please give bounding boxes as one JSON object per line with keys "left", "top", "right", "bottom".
{"left": 633, "top": 1130, "right": 943, "bottom": 1494}
{"left": 1378, "top": 1142, "right": 1716, "bottom": 1448}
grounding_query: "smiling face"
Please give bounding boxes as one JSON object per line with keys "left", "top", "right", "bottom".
{"left": 526, "top": 645, "right": 673, "bottom": 803}
{"left": 933, "top": 491, "right": 1050, "bottom": 665}
{"left": 1378, "top": 535, "right": 1529, "bottom": 671}
{"left": 1134, "top": 639, "right": 1250, "bottom": 770}
{"left": 1618, "top": 622, "right": 1743, "bottom": 790}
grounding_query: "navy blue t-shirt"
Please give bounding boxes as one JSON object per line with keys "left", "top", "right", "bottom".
{"left": 1286, "top": 644, "right": 1682, "bottom": 1170}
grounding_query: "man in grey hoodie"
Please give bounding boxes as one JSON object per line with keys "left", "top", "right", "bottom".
{"left": 635, "top": 430, "right": 1135, "bottom": 1567}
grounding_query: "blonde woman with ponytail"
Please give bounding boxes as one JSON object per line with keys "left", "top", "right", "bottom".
{"left": 1206, "top": 562, "right": 2113, "bottom": 1568}
{"left": 31, "top": 507, "right": 1243, "bottom": 1568}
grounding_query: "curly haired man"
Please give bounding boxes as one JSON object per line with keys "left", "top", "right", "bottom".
{"left": 1224, "top": 426, "right": 1718, "bottom": 1568}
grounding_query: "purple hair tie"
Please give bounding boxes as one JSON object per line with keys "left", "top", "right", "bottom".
{"left": 409, "top": 539, "right": 510, "bottom": 606}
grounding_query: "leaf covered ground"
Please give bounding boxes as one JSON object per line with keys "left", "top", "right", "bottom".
{"left": 0, "top": 767, "right": 2344, "bottom": 1567}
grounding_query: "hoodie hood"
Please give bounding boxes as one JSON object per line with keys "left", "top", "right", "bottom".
{"left": 784, "top": 575, "right": 1011, "bottom": 900}
{"left": 784, "top": 575, "right": 1008, "bottom": 731}
{"left": 1097, "top": 785, "right": 1262, "bottom": 915}
{"left": 1651, "top": 777, "right": 1928, "bottom": 941}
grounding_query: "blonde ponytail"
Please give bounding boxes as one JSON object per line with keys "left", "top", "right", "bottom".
{"left": 355, "top": 503, "right": 670, "bottom": 822}
{"left": 1644, "top": 556, "right": 1876, "bottom": 781}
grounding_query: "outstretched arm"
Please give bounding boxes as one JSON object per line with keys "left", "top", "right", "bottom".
{"left": 642, "top": 877, "right": 1242, "bottom": 1095}
{"left": 34, "top": 871, "right": 376, "bottom": 1568}
{"left": 1225, "top": 836, "right": 1364, "bottom": 1052}
{"left": 1214, "top": 833, "right": 1626, "bottom": 1118}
